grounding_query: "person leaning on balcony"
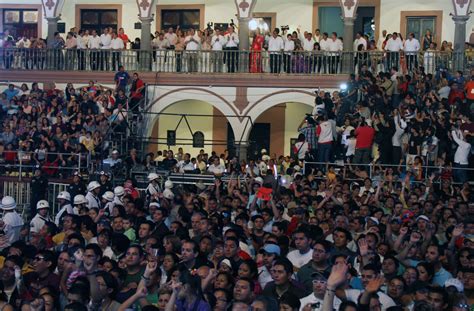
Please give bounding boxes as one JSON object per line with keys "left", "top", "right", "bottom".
{"left": 65, "top": 32, "right": 77, "bottom": 70}
{"left": 211, "top": 28, "right": 226, "bottom": 72}
{"left": 165, "top": 27, "right": 178, "bottom": 49}
{"left": 403, "top": 33, "right": 420, "bottom": 72}
{"left": 76, "top": 29, "right": 88, "bottom": 70}
{"left": 267, "top": 28, "right": 284, "bottom": 74}
{"left": 224, "top": 25, "right": 239, "bottom": 73}
{"left": 184, "top": 28, "right": 201, "bottom": 72}
{"left": 283, "top": 32, "right": 295, "bottom": 74}
{"left": 384, "top": 32, "right": 403, "bottom": 69}
{"left": 327, "top": 32, "right": 343, "bottom": 74}
{"left": 99, "top": 27, "right": 112, "bottom": 71}
{"left": 88, "top": 30, "right": 101, "bottom": 70}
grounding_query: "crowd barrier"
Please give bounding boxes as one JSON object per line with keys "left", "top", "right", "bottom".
{"left": 0, "top": 48, "right": 471, "bottom": 75}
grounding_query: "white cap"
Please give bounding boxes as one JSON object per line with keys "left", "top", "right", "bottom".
{"left": 1, "top": 196, "right": 16, "bottom": 210}
{"left": 112, "top": 150, "right": 119, "bottom": 154}
{"left": 114, "top": 186, "right": 125, "bottom": 197}
{"left": 102, "top": 191, "right": 115, "bottom": 202}
{"left": 261, "top": 149, "right": 267, "bottom": 154}
{"left": 444, "top": 278, "right": 464, "bottom": 292}
{"left": 148, "top": 173, "right": 159, "bottom": 182}
{"left": 73, "top": 194, "right": 88, "bottom": 205}
{"left": 294, "top": 165, "right": 301, "bottom": 172}
{"left": 163, "top": 188, "right": 174, "bottom": 200}
{"left": 164, "top": 180, "right": 173, "bottom": 189}
{"left": 87, "top": 181, "right": 101, "bottom": 192}
{"left": 262, "top": 155, "right": 271, "bottom": 161}
{"left": 57, "top": 191, "right": 71, "bottom": 201}
{"left": 254, "top": 177, "right": 264, "bottom": 184}
{"left": 36, "top": 200, "right": 50, "bottom": 210}
{"left": 417, "top": 215, "right": 430, "bottom": 222}
{"left": 220, "top": 259, "right": 232, "bottom": 268}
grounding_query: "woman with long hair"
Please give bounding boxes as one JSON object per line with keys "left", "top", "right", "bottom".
{"left": 165, "top": 271, "right": 211, "bottom": 311}
{"left": 250, "top": 28, "right": 264, "bottom": 73}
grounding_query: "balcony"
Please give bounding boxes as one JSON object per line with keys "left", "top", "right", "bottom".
{"left": 0, "top": 48, "right": 472, "bottom": 88}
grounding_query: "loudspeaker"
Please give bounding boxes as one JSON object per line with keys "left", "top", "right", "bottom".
{"left": 167, "top": 130, "right": 176, "bottom": 146}
{"left": 57, "top": 22, "right": 66, "bottom": 33}
{"left": 134, "top": 23, "right": 142, "bottom": 30}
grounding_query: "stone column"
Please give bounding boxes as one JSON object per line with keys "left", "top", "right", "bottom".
{"left": 46, "top": 17, "right": 60, "bottom": 48}
{"left": 453, "top": 15, "right": 470, "bottom": 71}
{"left": 236, "top": 142, "right": 248, "bottom": 161}
{"left": 139, "top": 17, "right": 153, "bottom": 71}
{"left": 238, "top": 17, "right": 251, "bottom": 51}
{"left": 341, "top": 17, "right": 356, "bottom": 73}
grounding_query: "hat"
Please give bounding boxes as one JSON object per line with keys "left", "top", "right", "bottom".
{"left": 311, "top": 271, "right": 330, "bottom": 280}
{"left": 293, "top": 165, "right": 301, "bottom": 172}
{"left": 1, "top": 196, "right": 16, "bottom": 210}
{"left": 148, "top": 173, "right": 159, "bottom": 182}
{"left": 368, "top": 217, "right": 379, "bottom": 225}
{"left": 444, "top": 278, "right": 464, "bottom": 292}
{"left": 417, "top": 215, "right": 430, "bottom": 222}
{"left": 112, "top": 150, "right": 119, "bottom": 154}
{"left": 261, "top": 149, "right": 267, "bottom": 154}
{"left": 220, "top": 259, "right": 232, "bottom": 268}
{"left": 149, "top": 202, "right": 160, "bottom": 208}
{"left": 262, "top": 155, "right": 271, "bottom": 161}
{"left": 254, "top": 177, "right": 264, "bottom": 185}
{"left": 36, "top": 200, "right": 49, "bottom": 210}
{"left": 259, "top": 244, "right": 281, "bottom": 256}
{"left": 287, "top": 201, "right": 298, "bottom": 210}
{"left": 163, "top": 189, "right": 174, "bottom": 200}
{"left": 164, "top": 180, "right": 173, "bottom": 189}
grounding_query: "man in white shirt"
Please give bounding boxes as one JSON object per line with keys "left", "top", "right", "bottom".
{"left": 287, "top": 229, "right": 313, "bottom": 269}
{"left": 267, "top": 28, "right": 284, "bottom": 73}
{"left": 152, "top": 32, "right": 170, "bottom": 68}
{"left": 283, "top": 32, "right": 295, "bottom": 73}
{"left": 327, "top": 32, "right": 343, "bottom": 74}
{"left": 313, "top": 29, "right": 322, "bottom": 43}
{"left": 377, "top": 29, "right": 387, "bottom": 50}
{"left": 299, "top": 271, "right": 342, "bottom": 311}
{"left": 384, "top": 32, "right": 403, "bottom": 70}
{"left": 76, "top": 29, "right": 88, "bottom": 70}
{"left": 224, "top": 26, "right": 239, "bottom": 72}
{"left": 100, "top": 27, "right": 112, "bottom": 70}
{"left": 184, "top": 28, "right": 201, "bottom": 72}
{"left": 207, "top": 156, "right": 225, "bottom": 176}
{"left": 451, "top": 129, "right": 471, "bottom": 183}
{"left": 211, "top": 28, "right": 226, "bottom": 72}
{"left": 404, "top": 32, "right": 420, "bottom": 71}
{"left": 110, "top": 32, "right": 124, "bottom": 71}
{"left": 88, "top": 30, "right": 101, "bottom": 70}
{"left": 164, "top": 27, "right": 177, "bottom": 48}
{"left": 353, "top": 32, "right": 367, "bottom": 51}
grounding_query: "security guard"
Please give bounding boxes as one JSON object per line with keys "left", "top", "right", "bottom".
{"left": 30, "top": 168, "right": 48, "bottom": 217}
{"left": 30, "top": 200, "right": 52, "bottom": 234}
{"left": 98, "top": 171, "right": 113, "bottom": 198}
{"left": 86, "top": 181, "right": 101, "bottom": 209}
{"left": 67, "top": 172, "right": 87, "bottom": 199}
{"left": 55, "top": 191, "right": 73, "bottom": 226}
{"left": 0, "top": 196, "right": 24, "bottom": 245}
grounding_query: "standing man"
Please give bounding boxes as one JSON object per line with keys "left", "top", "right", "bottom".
{"left": 451, "top": 129, "right": 471, "bottom": 183}
{"left": 114, "top": 65, "right": 130, "bottom": 93}
{"left": 30, "top": 200, "right": 53, "bottom": 234}
{"left": 211, "top": 28, "right": 226, "bottom": 72}
{"left": 100, "top": 27, "right": 112, "bottom": 70}
{"left": 268, "top": 28, "right": 284, "bottom": 74}
{"left": 30, "top": 167, "right": 48, "bottom": 217}
{"left": 184, "top": 28, "right": 201, "bottom": 72}
{"left": 327, "top": 32, "right": 343, "bottom": 74}
{"left": 353, "top": 119, "right": 375, "bottom": 166}
{"left": 384, "top": 32, "right": 403, "bottom": 70}
{"left": 88, "top": 30, "right": 101, "bottom": 70}
{"left": 110, "top": 32, "right": 125, "bottom": 71}
{"left": 404, "top": 32, "right": 420, "bottom": 72}
{"left": 0, "top": 197, "right": 24, "bottom": 246}
{"left": 224, "top": 26, "right": 239, "bottom": 73}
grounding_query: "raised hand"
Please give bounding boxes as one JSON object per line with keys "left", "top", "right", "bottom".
{"left": 327, "top": 262, "right": 348, "bottom": 289}
{"left": 358, "top": 238, "right": 369, "bottom": 257}
{"left": 144, "top": 260, "right": 158, "bottom": 278}
{"left": 399, "top": 226, "right": 409, "bottom": 236}
{"left": 365, "top": 275, "right": 384, "bottom": 293}
{"left": 410, "top": 231, "right": 422, "bottom": 244}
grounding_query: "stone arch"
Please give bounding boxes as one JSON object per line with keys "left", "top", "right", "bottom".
{"left": 145, "top": 87, "right": 244, "bottom": 142}
{"left": 241, "top": 89, "right": 316, "bottom": 142}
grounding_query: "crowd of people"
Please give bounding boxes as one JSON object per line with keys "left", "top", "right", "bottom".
{"left": 1, "top": 25, "right": 472, "bottom": 74}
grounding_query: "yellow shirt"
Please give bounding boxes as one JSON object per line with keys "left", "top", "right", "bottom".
{"left": 52, "top": 232, "right": 66, "bottom": 245}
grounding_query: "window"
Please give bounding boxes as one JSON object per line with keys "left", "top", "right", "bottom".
{"left": 80, "top": 9, "right": 118, "bottom": 33}
{"left": 161, "top": 9, "right": 200, "bottom": 31}
{"left": 406, "top": 17, "right": 436, "bottom": 42}
{"left": 2, "top": 9, "right": 38, "bottom": 38}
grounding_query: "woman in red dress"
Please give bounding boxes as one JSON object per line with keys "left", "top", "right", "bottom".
{"left": 250, "top": 29, "right": 264, "bottom": 73}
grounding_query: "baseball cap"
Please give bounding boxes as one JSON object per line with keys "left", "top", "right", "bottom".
{"left": 417, "top": 215, "right": 430, "bottom": 222}
{"left": 311, "top": 271, "right": 330, "bottom": 280}
{"left": 219, "top": 259, "right": 232, "bottom": 268}
{"left": 259, "top": 244, "right": 281, "bottom": 256}
{"left": 444, "top": 278, "right": 464, "bottom": 293}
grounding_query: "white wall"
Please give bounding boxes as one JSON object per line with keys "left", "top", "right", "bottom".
{"left": 284, "top": 102, "right": 312, "bottom": 156}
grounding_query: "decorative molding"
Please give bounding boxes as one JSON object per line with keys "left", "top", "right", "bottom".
{"left": 41, "top": 0, "right": 64, "bottom": 19}
{"left": 400, "top": 10, "right": 443, "bottom": 47}
{"left": 137, "top": 0, "right": 155, "bottom": 19}
{"left": 233, "top": 87, "right": 249, "bottom": 113}
{"left": 452, "top": 0, "right": 472, "bottom": 16}
{"left": 75, "top": 4, "right": 123, "bottom": 31}
{"left": 234, "top": 0, "right": 257, "bottom": 19}
{"left": 339, "top": 0, "right": 359, "bottom": 18}
{"left": 155, "top": 4, "right": 205, "bottom": 32}
{"left": 0, "top": 4, "right": 43, "bottom": 37}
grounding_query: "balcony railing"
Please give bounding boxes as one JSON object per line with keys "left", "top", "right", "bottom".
{"left": 0, "top": 48, "right": 472, "bottom": 75}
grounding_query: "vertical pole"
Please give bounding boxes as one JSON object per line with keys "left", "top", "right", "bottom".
{"left": 452, "top": 15, "right": 469, "bottom": 71}
{"left": 342, "top": 17, "right": 356, "bottom": 74}
{"left": 46, "top": 17, "right": 60, "bottom": 48}
{"left": 140, "top": 17, "right": 153, "bottom": 71}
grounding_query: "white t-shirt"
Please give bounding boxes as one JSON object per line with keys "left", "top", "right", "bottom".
{"left": 299, "top": 293, "right": 341, "bottom": 311}
{"left": 287, "top": 249, "right": 313, "bottom": 269}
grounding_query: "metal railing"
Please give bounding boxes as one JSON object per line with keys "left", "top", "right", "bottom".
{"left": 0, "top": 48, "right": 471, "bottom": 75}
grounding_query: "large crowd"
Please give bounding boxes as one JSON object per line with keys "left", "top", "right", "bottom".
{"left": 0, "top": 22, "right": 473, "bottom": 311}
{"left": 1, "top": 25, "right": 473, "bottom": 74}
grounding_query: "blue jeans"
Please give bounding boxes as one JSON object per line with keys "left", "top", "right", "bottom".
{"left": 453, "top": 163, "right": 468, "bottom": 183}
{"left": 318, "top": 143, "right": 332, "bottom": 165}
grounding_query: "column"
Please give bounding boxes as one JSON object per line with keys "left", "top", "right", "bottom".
{"left": 236, "top": 142, "right": 248, "bottom": 161}
{"left": 453, "top": 15, "right": 469, "bottom": 71}
{"left": 238, "top": 18, "right": 251, "bottom": 51}
{"left": 139, "top": 17, "right": 153, "bottom": 71}
{"left": 46, "top": 17, "right": 60, "bottom": 48}
{"left": 341, "top": 17, "right": 356, "bottom": 73}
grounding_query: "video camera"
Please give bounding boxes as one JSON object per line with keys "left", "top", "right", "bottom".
{"left": 281, "top": 25, "right": 290, "bottom": 31}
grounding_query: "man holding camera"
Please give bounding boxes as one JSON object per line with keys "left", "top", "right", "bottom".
{"left": 300, "top": 271, "right": 342, "bottom": 311}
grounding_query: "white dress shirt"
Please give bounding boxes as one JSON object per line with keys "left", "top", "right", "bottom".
{"left": 302, "top": 38, "right": 315, "bottom": 51}
{"left": 353, "top": 37, "right": 367, "bottom": 51}
{"left": 164, "top": 32, "right": 177, "bottom": 45}
{"left": 77, "top": 35, "right": 87, "bottom": 49}
{"left": 284, "top": 38, "right": 295, "bottom": 53}
{"left": 404, "top": 38, "right": 420, "bottom": 52}
{"left": 88, "top": 36, "right": 101, "bottom": 49}
{"left": 100, "top": 33, "right": 111, "bottom": 49}
{"left": 319, "top": 39, "right": 329, "bottom": 51}
{"left": 185, "top": 34, "right": 201, "bottom": 51}
{"left": 211, "top": 35, "right": 225, "bottom": 50}
{"left": 225, "top": 33, "right": 239, "bottom": 48}
{"left": 268, "top": 36, "right": 284, "bottom": 52}
{"left": 452, "top": 130, "right": 471, "bottom": 165}
{"left": 385, "top": 38, "right": 403, "bottom": 52}
{"left": 110, "top": 38, "right": 124, "bottom": 50}
{"left": 152, "top": 38, "right": 170, "bottom": 49}
{"left": 327, "top": 38, "right": 343, "bottom": 53}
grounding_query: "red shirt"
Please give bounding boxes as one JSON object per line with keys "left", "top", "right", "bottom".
{"left": 448, "top": 88, "right": 465, "bottom": 105}
{"left": 355, "top": 126, "right": 375, "bottom": 149}
{"left": 118, "top": 33, "right": 129, "bottom": 48}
